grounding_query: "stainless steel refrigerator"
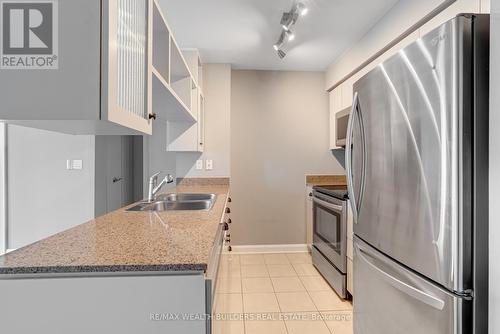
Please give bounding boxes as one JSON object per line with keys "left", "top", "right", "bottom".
{"left": 345, "top": 14, "right": 489, "bottom": 334}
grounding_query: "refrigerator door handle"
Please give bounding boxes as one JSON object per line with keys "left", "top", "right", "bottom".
{"left": 346, "top": 92, "right": 362, "bottom": 223}
{"left": 357, "top": 244, "right": 445, "bottom": 311}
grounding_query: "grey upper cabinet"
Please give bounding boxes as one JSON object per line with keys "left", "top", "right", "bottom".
{"left": 0, "top": 0, "right": 153, "bottom": 135}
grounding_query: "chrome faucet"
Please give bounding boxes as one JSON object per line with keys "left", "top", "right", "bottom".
{"left": 148, "top": 172, "right": 174, "bottom": 202}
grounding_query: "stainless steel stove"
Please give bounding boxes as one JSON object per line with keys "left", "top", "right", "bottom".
{"left": 311, "top": 185, "right": 349, "bottom": 298}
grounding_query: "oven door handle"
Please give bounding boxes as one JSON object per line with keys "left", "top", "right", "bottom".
{"left": 312, "top": 197, "right": 343, "bottom": 212}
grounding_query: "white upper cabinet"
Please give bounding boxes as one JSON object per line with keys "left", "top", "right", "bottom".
{"left": 480, "top": 0, "right": 490, "bottom": 13}
{"left": 0, "top": 0, "right": 154, "bottom": 135}
{"left": 340, "top": 77, "right": 354, "bottom": 110}
{"left": 419, "top": 0, "right": 481, "bottom": 36}
{"left": 105, "top": 0, "right": 153, "bottom": 134}
{"left": 151, "top": 1, "right": 196, "bottom": 123}
{"left": 166, "top": 48, "right": 205, "bottom": 152}
{"left": 0, "top": 0, "right": 206, "bottom": 136}
{"left": 329, "top": 30, "right": 420, "bottom": 151}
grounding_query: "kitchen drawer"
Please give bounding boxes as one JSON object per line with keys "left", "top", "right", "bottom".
{"left": 347, "top": 257, "right": 353, "bottom": 294}
{"left": 347, "top": 236, "right": 353, "bottom": 260}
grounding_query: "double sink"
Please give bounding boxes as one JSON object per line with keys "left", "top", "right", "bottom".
{"left": 127, "top": 193, "right": 217, "bottom": 212}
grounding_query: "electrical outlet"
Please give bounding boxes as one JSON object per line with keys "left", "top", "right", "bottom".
{"left": 206, "top": 159, "right": 213, "bottom": 170}
{"left": 196, "top": 159, "right": 203, "bottom": 170}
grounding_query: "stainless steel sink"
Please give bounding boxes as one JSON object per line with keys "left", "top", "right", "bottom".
{"left": 126, "top": 193, "right": 217, "bottom": 212}
{"left": 156, "top": 193, "right": 217, "bottom": 202}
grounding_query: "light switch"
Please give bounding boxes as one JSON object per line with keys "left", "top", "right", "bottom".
{"left": 72, "top": 160, "right": 83, "bottom": 170}
{"left": 206, "top": 159, "right": 213, "bottom": 170}
{"left": 196, "top": 159, "right": 203, "bottom": 170}
{"left": 66, "top": 159, "right": 83, "bottom": 170}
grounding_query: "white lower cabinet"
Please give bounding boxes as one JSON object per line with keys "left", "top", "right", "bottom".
{"left": 347, "top": 257, "right": 354, "bottom": 294}
{"left": 306, "top": 185, "right": 314, "bottom": 249}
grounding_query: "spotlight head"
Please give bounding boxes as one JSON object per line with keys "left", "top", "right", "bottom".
{"left": 277, "top": 49, "right": 286, "bottom": 59}
{"left": 297, "top": 2, "right": 308, "bottom": 16}
{"left": 273, "top": 30, "right": 286, "bottom": 51}
{"left": 280, "top": 12, "right": 294, "bottom": 31}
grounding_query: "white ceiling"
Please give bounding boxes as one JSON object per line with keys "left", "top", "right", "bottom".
{"left": 158, "top": 0, "right": 400, "bottom": 71}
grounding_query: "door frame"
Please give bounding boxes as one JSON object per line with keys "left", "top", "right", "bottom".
{"left": 0, "top": 123, "right": 7, "bottom": 254}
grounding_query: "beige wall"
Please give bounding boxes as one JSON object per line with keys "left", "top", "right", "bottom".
{"left": 230, "top": 70, "right": 344, "bottom": 245}
{"left": 176, "top": 64, "right": 231, "bottom": 177}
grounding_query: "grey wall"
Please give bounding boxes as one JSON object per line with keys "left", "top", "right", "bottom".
{"left": 230, "top": 70, "right": 344, "bottom": 245}
{"left": 6, "top": 125, "right": 95, "bottom": 249}
{"left": 0, "top": 123, "right": 5, "bottom": 254}
{"left": 176, "top": 64, "right": 232, "bottom": 178}
{"left": 490, "top": 3, "right": 499, "bottom": 332}
{"left": 144, "top": 120, "right": 177, "bottom": 195}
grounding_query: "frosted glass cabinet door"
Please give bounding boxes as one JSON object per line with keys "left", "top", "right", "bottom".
{"left": 103, "top": 0, "right": 153, "bottom": 135}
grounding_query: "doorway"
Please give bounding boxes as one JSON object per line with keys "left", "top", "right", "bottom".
{"left": 94, "top": 136, "right": 143, "bottom": 217}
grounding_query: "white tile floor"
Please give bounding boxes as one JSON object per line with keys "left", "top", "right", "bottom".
{"left": 213, "top": 252, "right": 353, "bottom": 334}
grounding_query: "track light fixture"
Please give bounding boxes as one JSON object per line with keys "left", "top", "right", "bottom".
{"left": 273, "top": 1, "right": 307, "bottom": 59}
{"left": 273, "top": 30, "right": 286, "bottom": 51}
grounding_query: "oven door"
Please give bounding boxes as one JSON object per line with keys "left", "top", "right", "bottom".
{"left": 312, "top": 191, "right": 347, "bottom": 273}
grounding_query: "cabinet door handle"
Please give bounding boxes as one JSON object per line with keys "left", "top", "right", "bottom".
{"left": 226, "top": 207, "right": 231, "bottom": 213}
{"left": 228, "top": 197, "right": 232, "bottom": 202}
{"left": 112, "top": 177, "right": 123, "bottom": 183}
{"left": 227, "top": 218, "right": 232, "bottom": 224}
{"left": 148, "top": 113, "right": 157, "bottom": 120}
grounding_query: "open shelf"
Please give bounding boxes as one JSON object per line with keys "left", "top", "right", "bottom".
{"left": 182, "top": 49, "right": 203, "bottom": 91}
{"left": 151, "top": 0, "right": 196, "bottom": 123}
{"left": 170, "top": 40, "right": 192, "bottom": 108}
{"left": 152, "top": 67, "right": 195, "bottom": 122}
{"left": 153, "top": 2, "right": 170, "bottom": 83}
{"left": 151, "top": 0, "right": 204, "bottom": 151}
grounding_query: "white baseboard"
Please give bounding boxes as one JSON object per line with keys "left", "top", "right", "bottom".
{"left": 225, "top": 244, "right": 309, "bottom": 254}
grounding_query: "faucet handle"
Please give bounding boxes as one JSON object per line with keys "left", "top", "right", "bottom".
{"left": 150, "top": 171, "right": 162, "bottom": 186}
{"left": 150, "top": 171, "right": 161, "bottom": 180}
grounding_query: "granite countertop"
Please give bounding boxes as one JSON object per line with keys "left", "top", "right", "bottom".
{"left": 0, "top": 183, "right": 229, "bottom": 276}
{"left": 305, "top": 174, "right": 347, "bottom": 186}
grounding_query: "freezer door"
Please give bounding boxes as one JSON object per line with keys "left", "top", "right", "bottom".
{"left": 348, "top": 15, "right": 473, "bottom": 292}
{"left": 353, "top": 237, "right": 470, "bottom": 334}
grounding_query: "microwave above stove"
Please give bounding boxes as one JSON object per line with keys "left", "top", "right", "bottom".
{"left": 335, "top": 107, "right": 351, "bottom": 147}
